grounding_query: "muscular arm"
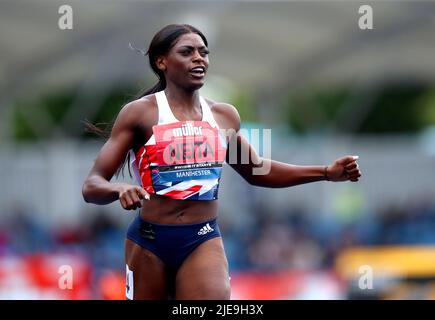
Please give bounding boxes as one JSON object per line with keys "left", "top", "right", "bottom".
{"left": 213, "top": 103, "right": 361, "bottom": 188}
{"left": 228, "top": 134, "right": 329, "bottom": 187}
{"left": 82, "top": 99, "right": 155, "bottom": 206}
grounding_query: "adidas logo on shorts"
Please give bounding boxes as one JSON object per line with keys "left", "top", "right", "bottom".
{"left": 198, "top": 223, "right": 214, "bottom": 236}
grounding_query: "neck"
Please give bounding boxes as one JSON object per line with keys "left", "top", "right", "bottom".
{"left": 164, "top": 82, "right": 200, "bottom": 110}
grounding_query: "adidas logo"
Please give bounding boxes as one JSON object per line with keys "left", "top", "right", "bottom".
{"left": 198, "top": 223, "right": 214, "bottom": 236}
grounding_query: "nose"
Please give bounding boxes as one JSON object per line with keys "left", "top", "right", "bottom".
{"left": 192, "top": 49, "right": 204, "bottom": 62}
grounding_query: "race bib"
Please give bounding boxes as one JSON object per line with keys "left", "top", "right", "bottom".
{"left": 151, "top": 121, "right": 226, "bottom": 182}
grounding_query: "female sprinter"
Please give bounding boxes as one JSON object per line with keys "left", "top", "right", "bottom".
{"left": 82, "top": 24, "right": 362, "bottom": 300}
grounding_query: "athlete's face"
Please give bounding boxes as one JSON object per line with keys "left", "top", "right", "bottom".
{"left": 157, "top": 33, "right": 209, "bottom": 91}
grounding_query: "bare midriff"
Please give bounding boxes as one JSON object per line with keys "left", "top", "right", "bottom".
{"left": 139, "top": 194, "right": 218, "bottom": 224}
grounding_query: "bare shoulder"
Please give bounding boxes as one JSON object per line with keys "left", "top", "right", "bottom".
{"left": 205, "top": 98, "right": 241, "bottom": 132}
{"left": 116, "top": 94, "right": 158, "bottom": 129}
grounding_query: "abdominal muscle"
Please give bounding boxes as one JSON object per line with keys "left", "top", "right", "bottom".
{"left": 139, "top": 193, "right": 219, "bottom": 224}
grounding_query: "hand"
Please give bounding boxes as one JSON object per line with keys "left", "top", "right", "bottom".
{"left": 326, "top": 155, "right": 361, "bottom": 182}
{"left": 117, "top": 183, "right": 150, "bottom": 210}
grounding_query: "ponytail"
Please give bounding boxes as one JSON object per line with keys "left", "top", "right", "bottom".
{"left": 129, "top": 42, "right": 167, "bottom": 99}
{"left": 82, "top": 119, "right": 132, "bottom": 179}
{"left": 136, "top": 79, "right": 166, "bottom": 99}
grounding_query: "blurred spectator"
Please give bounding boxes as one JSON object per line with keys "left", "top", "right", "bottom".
{"left": 1, "top": 196, "right": 435, "bottom": 298}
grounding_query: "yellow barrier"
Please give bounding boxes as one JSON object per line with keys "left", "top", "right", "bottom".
{"left": 335, "top": 246, "right": 435, "bottom": 279}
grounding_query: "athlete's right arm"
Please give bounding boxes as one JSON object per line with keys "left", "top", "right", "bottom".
{"left": 82, "top": 99, "right": 154, "bottom": 210}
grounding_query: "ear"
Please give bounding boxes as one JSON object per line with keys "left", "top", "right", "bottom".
{"left": 155, "top": 56, "right": 167, "bottom": 72}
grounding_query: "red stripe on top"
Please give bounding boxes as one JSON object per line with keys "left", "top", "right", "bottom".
{"left": 133, "top": 121, "right": 226, "bottom": 200}
{"left": 135, "top": 145, "right": 155, "bottom": 194}
{"left": 161, "top": 185, "right": 202, "bottom": 200}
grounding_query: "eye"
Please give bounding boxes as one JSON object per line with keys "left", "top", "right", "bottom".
{"left": 200, "top": 50, "right": 210, "bottom": 57}
{"left": 179, "top": 49, "right": 192, "bottom": 56}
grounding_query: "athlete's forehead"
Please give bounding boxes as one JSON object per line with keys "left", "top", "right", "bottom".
{"left": 173, "top": 33, "right": 207, "bottom": 49}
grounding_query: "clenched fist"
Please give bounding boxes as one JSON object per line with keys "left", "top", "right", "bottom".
{"left": 118, "top": 183, "right": 150, "bottom": 210}
{"left": 326, "top": 155, "right": 362, "bottom": 182}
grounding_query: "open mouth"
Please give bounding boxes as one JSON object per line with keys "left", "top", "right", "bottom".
{"left": 189, "top": 66, "right": 205, "bottom": 78}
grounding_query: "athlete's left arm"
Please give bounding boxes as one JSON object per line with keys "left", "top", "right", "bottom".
{"left": 214, "top": 103, "right": 362, "bottom": 188}
{"left": 229, "top": 134, "right": 361, "bottom": 187}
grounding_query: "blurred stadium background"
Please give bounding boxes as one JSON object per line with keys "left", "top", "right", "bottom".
{"left": 1, "top": 0, "right": 435, "bottom": 299}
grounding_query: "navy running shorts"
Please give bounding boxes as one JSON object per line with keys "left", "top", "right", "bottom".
{"left": 126, "top": 213, "right": 221, "bottom": 270}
